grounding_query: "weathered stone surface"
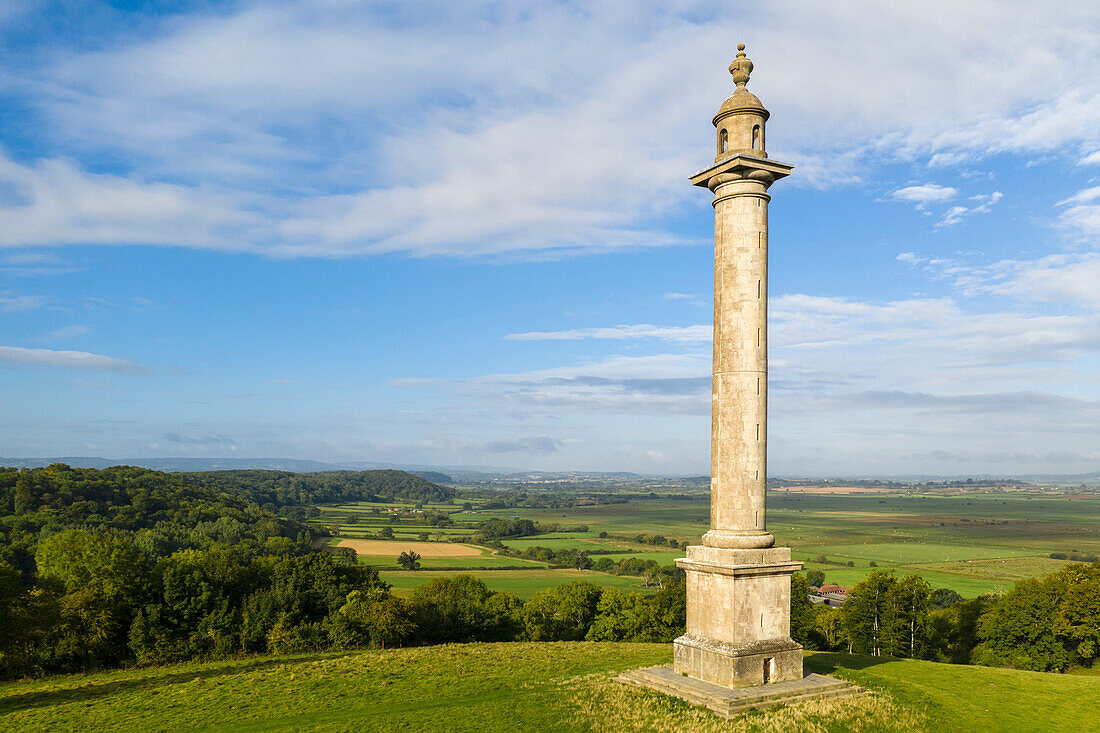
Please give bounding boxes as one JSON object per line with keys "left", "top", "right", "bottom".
{"left": 681, "top": 44, "right": 805, "bottom": 691}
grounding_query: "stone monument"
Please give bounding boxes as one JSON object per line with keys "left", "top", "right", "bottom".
{"left": 616, "top": 45, "right": 861, "bottom": 716}
{"left": 674, "top": 42, "right": 801, "bottom": 688}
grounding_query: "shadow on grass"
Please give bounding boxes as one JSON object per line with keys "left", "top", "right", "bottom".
{"left": 0, "top": 652, "right": 336, "bottom": 716}
{"left": 806, "top": 651, "right": 896, "bottom": 675}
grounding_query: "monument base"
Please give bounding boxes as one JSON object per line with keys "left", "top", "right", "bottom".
{"left": 674, "top": 544, "right": 803, "bottom": 687}
{"left": 674, "top": 634, "right": 803, "bottom": 688}
{"left": 614, "top": 667, "right": 865, "bottom": 719}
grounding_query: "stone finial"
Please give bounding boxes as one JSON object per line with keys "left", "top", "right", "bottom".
{"left": 729, "top": 43, "right": 753, "bottom": 88}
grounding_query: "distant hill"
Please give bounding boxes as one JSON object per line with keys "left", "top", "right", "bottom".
{"left": 182, "top": 469, "right": 455, "bottom": 506}
{"left": 0, "top": 456, "right": 386, "bottom": 472}
{"left": 0, "top": 457, "right": 463, "bottom": 481}
{"left": 411, "top": 470, "right": 455, "bottom": 485}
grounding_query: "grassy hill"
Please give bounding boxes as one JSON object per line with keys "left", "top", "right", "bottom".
{"left": 1, "top": 643, "right": 1096, "bottom": 732}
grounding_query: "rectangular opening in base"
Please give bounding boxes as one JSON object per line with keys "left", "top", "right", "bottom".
{"left": 763, "top": 657, "right": 775, "bottom": 684}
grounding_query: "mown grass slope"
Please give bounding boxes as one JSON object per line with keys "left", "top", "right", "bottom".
{"left": 2, "top": 643, "right": 1097, "bottom": 732}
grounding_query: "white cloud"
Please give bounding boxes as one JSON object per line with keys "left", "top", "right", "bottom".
{"left": 936, "top": 191, "right": 1002, "bottom": 227}
{"left": 0, "top": 153, "right": 265, "bottom": 251}
{"left": 0, "top": 2, "right": 1094, "bottom": 258}
{"left": 1056, "top": 186, "right": 1100, "bottom": 206}
{"left": 506, "top": 324, "right": 711, "bottom": 343}
{"left": 0, "top": 291, "right": 45, "bottom": 312}
{"left": 0, "top": 345, "right": 147, "bottom": 373}
{"left": 891, "top": 183, "right": 958, "bottom": 207}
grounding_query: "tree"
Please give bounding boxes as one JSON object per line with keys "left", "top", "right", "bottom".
{"left": 397, "top": 551, "right": 422, "bottom": 571}
{"left": 975, "top": 578, "right": 1069, "bottom": 671}
{"left": 805, "top": 569, "right": 825, "bottom": 588}
{"left": 586, "top": 589, "right": 659, "bottom": 642}
{"left": 888, "top": 574, "right": 932, "bottom": 658}
{"left": 380, "top": 526, "right": 395, "bottom": 539}
{"left": 410, "top": 576, "right": 518, "bottom": 643}
{"left": 814, "top": 606, "right": 843, "bottom": 650}
{"left": 1053, "top": 563, "right": 1100, "bottom": 665}
{"left": 331, "top": 589, "right": 415, "bottom": 649}
{"left": 522, "top": 581, "right": 605, "bottom": 641}
{"left": 35, "top": 529, "right": 149, "bottom": 668}
{"left": 931, "top": 588, "right": 963, "bottom": 610}
{"left": 790, "top": 573, "right": 817, "bottom": 647}
{"left": 840, "top": 571, "right": 897, "bottom": 656}
{"left": 0, "top": 559, "right": 57, "bottom": 676}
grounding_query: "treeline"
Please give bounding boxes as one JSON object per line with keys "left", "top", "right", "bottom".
{"left": 793, "top": 565, "right": 1100, "bottom": 673}
{"left": 458, "top": 490, "right": 630, "bottom": 510}
{"left": 183, "top": 469, "right": 453, "bottom": 508}
{"left": 491, "top": 543, "right": 682, "bottom": 587}
{"left": 403, "top": 577, "right": 685, "bottom": 645}
{"left": 475, "top": 518, "right": 588, "bottom": 539}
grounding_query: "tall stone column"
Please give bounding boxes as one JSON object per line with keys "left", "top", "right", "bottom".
{"left": 673, "top": 44, "right": 803, "bottom": 689}
{"left": 705, "top": 172, "right": 773, "bottom": 551}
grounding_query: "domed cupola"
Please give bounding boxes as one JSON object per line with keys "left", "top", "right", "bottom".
{"left": 713, "top": 44, "right": 769, "bottom": 162}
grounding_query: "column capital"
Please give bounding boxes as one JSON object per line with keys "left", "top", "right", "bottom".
{"left": 690, "top": 154, "right": 793, "bottom": 191}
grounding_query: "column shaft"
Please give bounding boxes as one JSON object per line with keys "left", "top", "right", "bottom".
{"left": 703, "top": 176, "right": 773, "bottom": 549}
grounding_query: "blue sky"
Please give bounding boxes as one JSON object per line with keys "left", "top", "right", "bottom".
{"left": 1, "top": 1, "right": 1099, "bottom": 475}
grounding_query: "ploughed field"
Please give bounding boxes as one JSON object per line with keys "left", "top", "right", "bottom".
{"left": 311, "top": 491, "right": 1100, "bottom": 598}
{"left": 2, "top": 643, "right": 1096, "bottom": 732}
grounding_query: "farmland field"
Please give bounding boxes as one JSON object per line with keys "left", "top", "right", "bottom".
{"left": 380, "top": 569, "right": 656, "bottom": 598}
{"left": 336, "top": 539, "right": 482, "bottom": 557}
{"left": 314, "top": 487, "right": 1100, "bottom": 598}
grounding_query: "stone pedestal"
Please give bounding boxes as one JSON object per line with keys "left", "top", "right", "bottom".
{"left": 673, "top": 545, "right": 803, "bottom": 687}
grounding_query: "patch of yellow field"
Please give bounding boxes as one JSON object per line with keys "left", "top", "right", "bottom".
{"left": 337, "top": 539, "right": 483, "bottom": 557}
{"left": 772, "top": 486, "right": 894, "bottom": 494}
{"left": 815, "top": 511, "right": 919, "bottom": 519}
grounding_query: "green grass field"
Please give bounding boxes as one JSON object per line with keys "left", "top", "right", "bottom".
{"left": 2, "top": 643, "right": 1096, "bottom": 732}
{"left": 380, "top": 569, "right": 655, "bottom": 598}
{"left": 316, "top": 491, "right": 1100, "bottom": 598}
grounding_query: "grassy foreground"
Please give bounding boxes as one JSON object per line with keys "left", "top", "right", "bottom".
{"left": 1, "top": 643, "right": 1097, "bottom": 732}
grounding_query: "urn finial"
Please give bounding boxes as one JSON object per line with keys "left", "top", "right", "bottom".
{"left": 729, "top": 43, "right": 753, "bottom": 88}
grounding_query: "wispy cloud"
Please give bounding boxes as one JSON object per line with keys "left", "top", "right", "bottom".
{"left": 0, "top": 291, "right": 46, "bottom": 312}
{"left": 891, "top": 183, "right": 958, "bottom": 207}
{"left": 163, "top": 432, "right": 235, "bottom": 446}
{"left": 38, "top": 324, "right": 92, "bottom": 342}
{"left": 506, "top": 324, "right": 711, "bottom": 343}
{"left": 0, "top": 345, "right": 148, "bottom": 373}
{"left": 937, "top": 191, "right": 1003, "bottom": 227}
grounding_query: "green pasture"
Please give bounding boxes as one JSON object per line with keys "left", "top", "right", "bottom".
{"left": 597, "top": 550, "right": 684, "bottom": 566}
{"left": 317, "top": 493, "right": 1100, "bottom": 599}
{"left": 909, "top": 556, "right": 1074, "bottom": 581}
{"left": 2, "top": 643, "right": 1096, "bottom": 732}
{"left": 379, "top": 569, "right": 654, "bottom": 598}
{"left": 499, "top": 537, "right": 625, "bottom": 551}
{"left": 802, "top": 566, "right": 1010, "bottom": 598}
{"left": 791, "top": 542, "right": 1033, "bottom": 566}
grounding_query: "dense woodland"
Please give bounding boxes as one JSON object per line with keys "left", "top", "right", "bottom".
{"left": 0, "top": 465, "right": 1096, "bottom": 679}
{"left": 184, "top": 468, "right": 454, "bottom": 508}
{"left": 0, "top": 465, "right": 680, "bottom": 678}
{"left": 792, "top": 566, "right": 1100, "bottom": 672}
